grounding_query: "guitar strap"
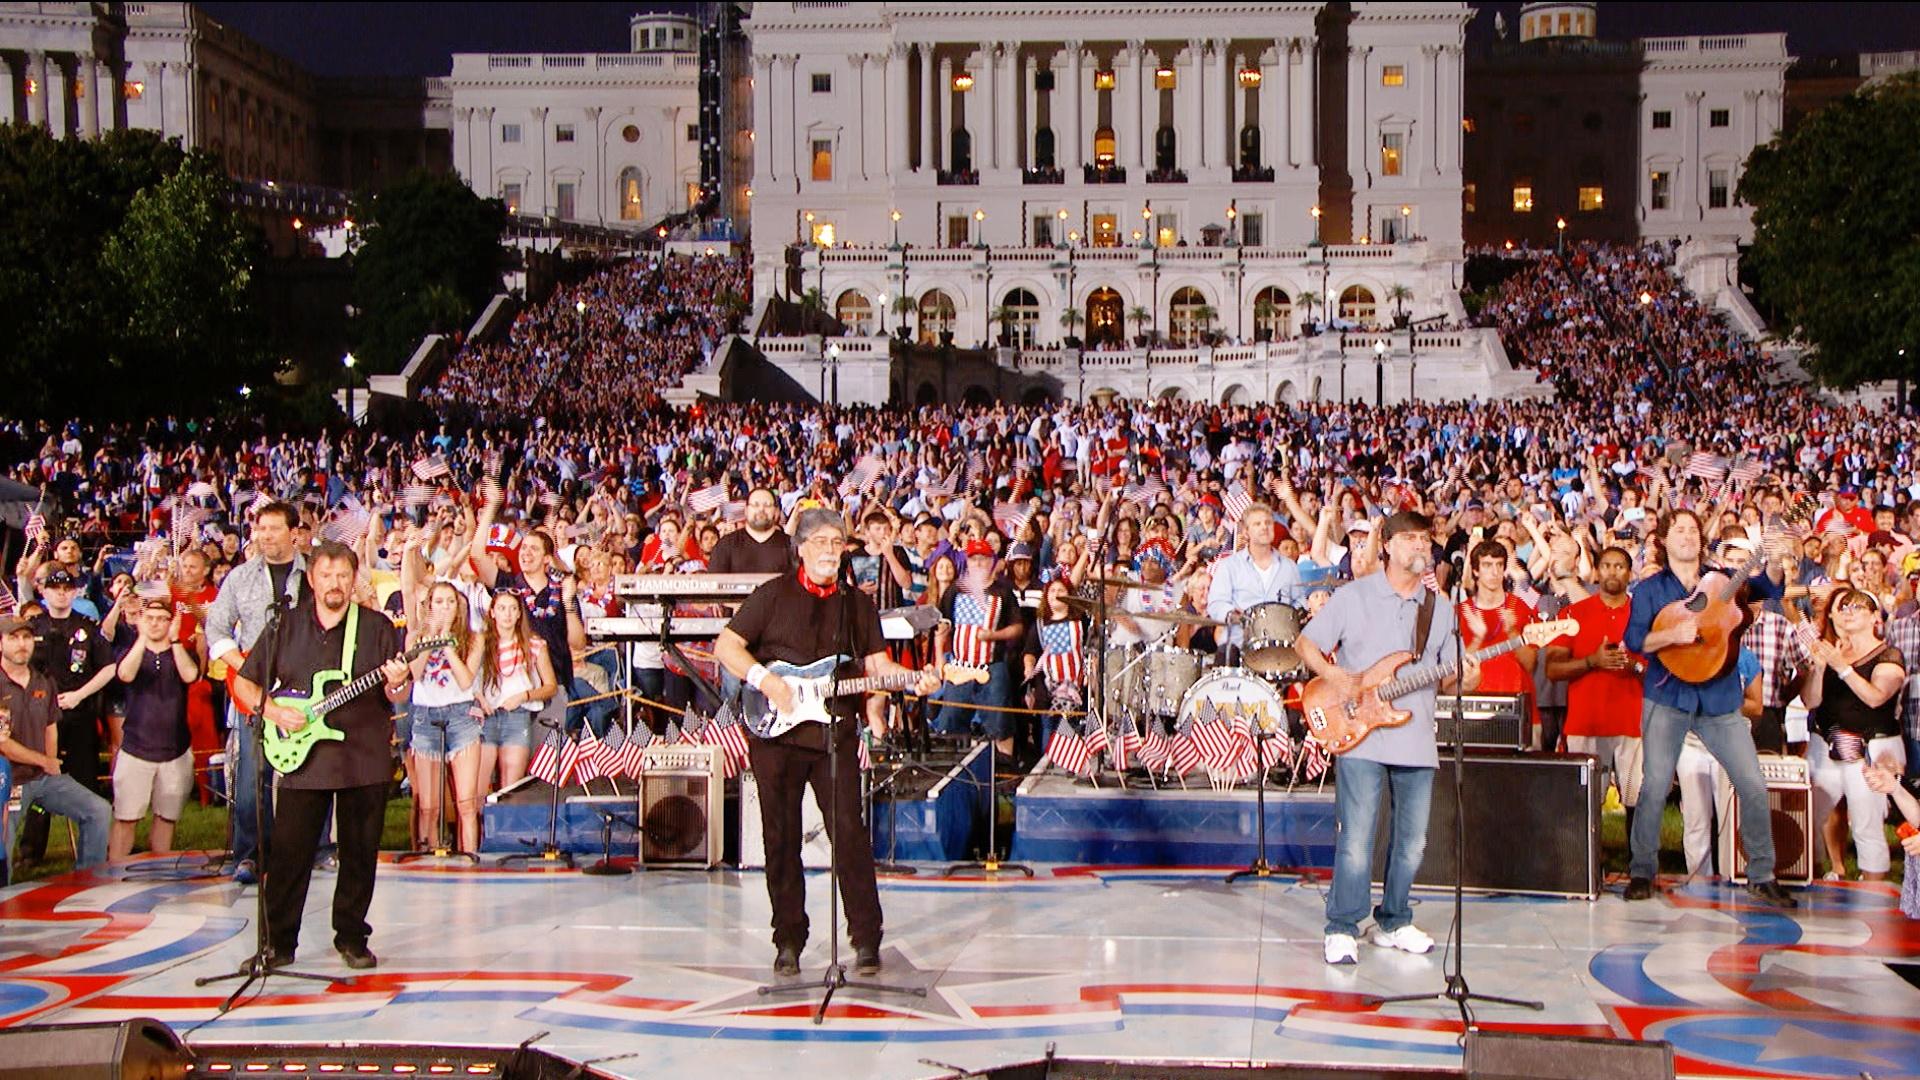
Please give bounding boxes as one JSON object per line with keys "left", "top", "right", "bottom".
{"left": 1412, "top": 586, "right": 1436, "bottom": 661}
{"left": 338, "top": 603, "right": 361, "bottom": 684}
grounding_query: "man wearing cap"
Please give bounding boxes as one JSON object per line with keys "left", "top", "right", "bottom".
{"left": 1, "top": 614, "right": 112, "bottom": 884}
{"left": 930, "top": 540, "right": 1023, "bottom": 755}
{"left": 108, "top": 598, "right": 199, "bottom": 860}
{"left": 29, "top": 567, "right": 118, "bottom": 797}
{"left": 1002, "top": 542, "right": 1043, "bottom": 630}
{"left": 1815, "top": 487, "right": 1874, "bottom": 538}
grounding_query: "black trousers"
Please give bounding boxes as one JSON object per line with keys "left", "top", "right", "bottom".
{"left": 747, "top": 733, "right": 882, "bottom": 953}
{"left": 266, "top": 783, "right": 388, "bottom": 958}
{"left": 1753, "top": 705, "right": 1787, "bottom": 755}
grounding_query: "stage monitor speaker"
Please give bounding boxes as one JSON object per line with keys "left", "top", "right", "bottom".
{"left": 0, "top": 1017, "right": 191, "bottom": 1080}
{"left": 1720, "top": 753, "right": 1813, "bottom": 885}
{"left": 1466, "top": 1029, "right": 1674, "bottom": 1080}
{"left": 638, "top": 744, "right": 723, "bottom": 867}
{"left": 1373, "top": 751, "right": 1601, "bottom": 899}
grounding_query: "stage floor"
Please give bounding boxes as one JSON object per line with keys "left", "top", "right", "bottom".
{"left": 3, "top": 857, "right": 1918, "bottom": 1079}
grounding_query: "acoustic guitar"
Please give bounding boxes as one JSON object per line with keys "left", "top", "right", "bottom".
{"left": 1650, "top": 496, "right": 1814, "bottom": 684}
{"left": 1300, "top": 620, "right": 1576, "bottom": 755}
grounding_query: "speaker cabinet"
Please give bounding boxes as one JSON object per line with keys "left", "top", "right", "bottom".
{"left": 1373, "top": 751, "right": 1602, "bottom": 899}
{"left": 1466, "top": 1029, "right": 1674, "bottom": 1080}
{"left": 1720, "top": 753, "right": 1813, "bottom": 885}
{"left": 0, "top": 1018, "right": 191, "bottom": 1080}
{"left": 638, "top": 744, "right": 723, "bottom": 867}
{"left": 737, "top": 768, "right": 831, "bottom": 869}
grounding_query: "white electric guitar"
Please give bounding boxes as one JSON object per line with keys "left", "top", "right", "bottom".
{"left": 739, "top": 655, "right": 968, "bottom": 739}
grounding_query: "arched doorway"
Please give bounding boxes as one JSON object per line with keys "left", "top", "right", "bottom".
{"left": 1275, "top": 379, "right": 1297, "bottom": 404}
{"left": 1253, "top": 286, "right": 1292, "bottom": 341}
{"left": 618, "top": 167, "right": 644, "bottom": 220}
{"left": 950, "top": 128, "right": 972, "bottom": 173}
{"left": 1000, "top": 287, "right": 1040, "bottom": 348}
{"left": 1021, "top": 386, "right": 1053, "bottom": 406}
{"left": 1238, "top": 126, "right": 1261, "bottom": 170}
{"left": 1157, "top": 385, "right": 1184, "bottom": 401}
{"left": 1339, "top": 285, "right": 1378, "bottom": 328}
{"left": 917, "top": 290, "right": 956, "bottom": 345}
{"left": 1220, "top": 383, "right": 1248, "bottom": 406}
{"left": 916, "top": 382, "right": 939, "bottom": 405}
{"left": 1093, "top": 126, "right": 1116, "bottom": 168}
{"left": 834, "top": 290, "right": 872, "bottom": 334}
{"left": 1085, "top": 287, "right": 1124, "bottom": 348}
{"left": 1155, "top": 126, "right": 1177, "bottom": 172}
{"left": 1168, "top": 286, "right": 1208, "bottom": 346}
{"left": 1035, "top": 127, "right": 1056, "bottom": 168}
{"left": 961, "top": 384, "right": 994, "bottom": 407}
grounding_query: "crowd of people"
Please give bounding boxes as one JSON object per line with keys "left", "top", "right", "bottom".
{"left": 0, "top": 241, "right": 1915, "bottom": 925}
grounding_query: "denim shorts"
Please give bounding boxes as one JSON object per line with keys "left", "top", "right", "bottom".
{"left": 410, "top": 701, "right": 483, "bottom": 759}
{"left": 482, "top": 708, "right": 535, "bottom": 749}
{"left": 393, "top": 708, "right": 413, "bottom": 751}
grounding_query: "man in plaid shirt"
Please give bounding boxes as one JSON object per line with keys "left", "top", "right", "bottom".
{"left": 1885, "top": 607, "right": 1920, "bottom": 771}
{"left": 1742, "top": 607, "right": 1809, "bottom": 754}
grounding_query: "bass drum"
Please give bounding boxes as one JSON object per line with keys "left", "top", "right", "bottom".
{"left": 1176, "top": 667, "right": 1289, "bottom": 744}
{"left": 1142, "top": 646, "right": 1205, "bottom": 717}
{"left": 1242, "top": 602, "right": 1305, "bottom": 676}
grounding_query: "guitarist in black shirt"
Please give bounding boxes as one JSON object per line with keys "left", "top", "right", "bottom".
{"left": 233, "top": 542, "right": 411, "bottom": 971}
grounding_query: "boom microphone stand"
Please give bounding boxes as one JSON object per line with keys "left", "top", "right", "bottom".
{"left": 196, "top": 592, "right": 340, "bottom": 1011}
{"left": 1365, "top": 560, "right": 1540, "bottom": 1028}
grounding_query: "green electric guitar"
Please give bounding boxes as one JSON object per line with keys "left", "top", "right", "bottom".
{"left": 261, "top": 635, "right": 453, "bottom": 774}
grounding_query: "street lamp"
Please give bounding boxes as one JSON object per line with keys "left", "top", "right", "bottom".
{"left": 1057, "top": 207, "right": 1069, "bottom": 248}
{"left": 973, "top": 207, "right": 986, "bottom": 248}
{"left": 342, "top": 352, "right": 358, "bottom": 425}
{"left": 825, "top": 342, "right": 841, "bottom": 405}
{"left": 1373, "top": 339, "right": 1387, "bottom": 407}
{"left": 1556, "top": 216, "right": 1567, "bottom": 254}
{"left": 1142, "top": 203, "right": 1154, "bottom": 248}
{"left": 1310, "top": 204, "right": 1322, "bottom": 245}
{"left": 1226, "top": 201, "right": 1238, "bottom": 246}
{"left": 878, "top": 292, "right": 889, "bottom": 337}
{"left": 890, "top": 208, "right": 902, "bottom": 248}
{"left": 1399, "top": 204, "right": 1411, "bottom": 242}
{"left": 575, "top": 298, "right": 587, "bottom": 351}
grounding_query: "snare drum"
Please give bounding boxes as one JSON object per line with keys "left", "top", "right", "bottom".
{"left": 1143, "top": 646, "right": 1205, "bottom": 716}
{"left": 1242, "top": 602, "right": 1305, "bottom": 676}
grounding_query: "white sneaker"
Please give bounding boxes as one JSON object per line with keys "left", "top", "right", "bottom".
{"left": 1324, "top": 933, "right": 1359, "bottom": 965}
{"left": 1369, "top": 924, "right": 1434, "bottom": 955}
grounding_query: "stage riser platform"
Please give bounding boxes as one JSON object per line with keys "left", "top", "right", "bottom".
{"left": 1011, "top": 774, "right": 1338, "bottom": 867}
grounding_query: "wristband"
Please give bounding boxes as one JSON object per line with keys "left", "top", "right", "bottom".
{"left": 1835, "top": 664, "right": 1855, "bottom": 680}
{"left": 747, "top": 664, "right": 769, "bottom": 691}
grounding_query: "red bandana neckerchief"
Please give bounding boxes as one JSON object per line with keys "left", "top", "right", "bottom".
{"left": 798, "top": 566, "right": 838, "bottom": 599}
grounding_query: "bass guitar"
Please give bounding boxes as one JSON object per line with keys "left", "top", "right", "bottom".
{"left": 739, "top": 655, "right": 967, "bottom": 739}
{"left": 1650, "top": 495, "right": 1813, "bottom": 684}
{"left": 262, "top": 636, "right": 454, "bottom": 774}
{"left": 1300, "top": 620, "right": 1576, "bottom": 755}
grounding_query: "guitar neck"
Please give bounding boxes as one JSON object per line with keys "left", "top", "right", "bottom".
{"left": 1376, "top": 636, "right": 1529, "bottom": 703}
{"left": 312, "top": 666, "right": 391, "bottom": 717}
{"left": 826, "top": 672, "right": 919, "bottom": 699}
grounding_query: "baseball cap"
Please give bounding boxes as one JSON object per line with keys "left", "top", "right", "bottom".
{"left": 141, "top": 596, "right": 174, "bottom": 614}
{"left": 0, "top": 615, "right": 34, "bottom": 636}
{"left": 1005, "top": 542, "right": 1034, "bottom": 562}
{"left": 41, "top": 568, "right": 80, "bottom": 588}
{"left": 1837, "top": 484, "right": 1859, "bottom": 497}
{"left": 964, "top": 539, "right": 995, "bottom": 559}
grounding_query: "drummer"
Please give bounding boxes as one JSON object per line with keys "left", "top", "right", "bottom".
{"left": 1110, "top": 542, "right": 1182, "bottom": 650}
{"left": 1206, "top": 503, "right": 1303, "bottom": 666}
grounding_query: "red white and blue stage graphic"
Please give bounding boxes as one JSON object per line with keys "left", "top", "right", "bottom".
{"left": 3, "top": 860, "right": 1918, "bottom": 1078}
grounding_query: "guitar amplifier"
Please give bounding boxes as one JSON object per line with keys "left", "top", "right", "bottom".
{"left": 1435, "top": 693, "right": 1529, "bottom": 751}
{"left": 638, "top": 745, "right": 724, "bottom": 868}
{"left": 1719, "top": 753, "right": 1812, "bottom": 885}
{"left": 737, "top": 769, "right": 831, "bottom": 870}
{"left": 1374, "top": 751, "right": 1601, "bottom": 899}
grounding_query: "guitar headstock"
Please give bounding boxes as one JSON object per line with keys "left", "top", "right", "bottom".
{"left": 1521, "top": 619, "right": 1581, "bottom": 646}
{"left": 406, "top": 635, "right": 456, "bottom": 660}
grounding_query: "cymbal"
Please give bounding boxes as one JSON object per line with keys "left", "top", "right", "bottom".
{"left": 1087, "top": 576, "right": 1159, "bottom": 591}
{"left": 1147, "top": 610, "right": 1226, "bottom": 628}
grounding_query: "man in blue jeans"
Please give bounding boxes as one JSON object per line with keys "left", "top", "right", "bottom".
{"left": 930, "top": 541, "right": 1022, "bottom": 757}
{"left": 2, "top": 616, "right": 112, "bottom": 883}
{"left": 1624, "top": 508, "right": 1796, "bottom": 908}
{"left": 1296, "top": 511, "right": 1481, "bottom": 966}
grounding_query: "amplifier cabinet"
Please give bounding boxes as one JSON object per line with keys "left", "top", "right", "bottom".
{"left": 738, "top": 769, "right": 831, "bottom": 870}
{"left": 1720, "top": 753, "right": 1813, "bottom": 885}
{"left": 638, "top": 745, "right": 724, "bottom": 868}
{"left": 1373, "top": 751, "right": 1601, "bottom": 899}
{"left": 1435, "top": 693, "right": 1529, "bottom": 751}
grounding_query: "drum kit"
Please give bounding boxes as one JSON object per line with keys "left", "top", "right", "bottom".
{"left": 1067, "top": 583, "right": 1315, "bottom": 783}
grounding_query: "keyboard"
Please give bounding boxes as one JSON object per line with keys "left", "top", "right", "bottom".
{"left": 587, "top": 615, "right": 730, "bottom": 640}
{"left": 613, "top": 573, "right": 777, "bottom": 602}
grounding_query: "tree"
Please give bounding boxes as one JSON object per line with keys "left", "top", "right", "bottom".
{"left": 1740, "top": 73, "right": 1920, "bottom": 389}
{"left": 1387, "top": 283, "right": 1414, "bottom": 317}
{"left": 1297, "top": 289, "right": 1323, "bottom": 330}
{"left": 100, "top": 152, "right": 272, "bottom": 411}
{"left": 349, "top": 171, "right": 509, "bottom": 374}
{"left": 1127, "top": 304, "right": 1154, "bottom": 344}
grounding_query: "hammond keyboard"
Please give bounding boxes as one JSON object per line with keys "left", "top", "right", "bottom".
{"left": 613, "top": 573, "right": 776, "bottom": 602}
{"left": 587, "top": 615, "right": 730, "bottom": 640}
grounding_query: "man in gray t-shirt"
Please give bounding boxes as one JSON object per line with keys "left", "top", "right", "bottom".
{"left": 1296, "top": 511, "right": 1481, "bottom": 966}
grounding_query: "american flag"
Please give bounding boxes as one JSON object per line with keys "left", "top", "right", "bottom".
{"left": 1080, "top": 713, "right": 1108, "bottom": 760}
{"left": 1727, "top": 459, "right": 1765, "bottom": 487}
{"left": 992, "top": 501, "right": 1031, "bottom": 537}
{"left": 1114, "top": 713, "right": 1144, "bottom": 772}
{"left": 688, "top": 483, "right": 728, "bottom": 514}
{"left": 1636, "top": 464, "right": 1661, "bottom": 485}
{"left": 596, "top": 724, "right": 629, "bottom": 780}
{"left": 839, "top": 455, "right": 884, "bottom": 497}
{"left": 1009, "top": 471, "right": 1034, "bottom": 503}
{"left": 1224, "top": 486, "right": 1253, "bottom": 523}
{"left": 949, "top": 592, "right": 998, "bottom": 667}
{"left": 556, "top": 727, "right": 586, "bottom": 786}
{"left": 411, "top": 456, "right": 452, "bottom": 482}
{"left": 23, "top": 510, "right": 48, "bottom": 545}
{"left": 965, "top": 452, "right": 988, "bottom": 490}
{"left": 619, "top": 722, "right": 652, "bottom": 778}
{"left": 529, "top": 726, "right": 567, "bottom": 784}
{"left": 1165, "top": 728, "right": 1203, "bottom": 776}
{"left": 1037, "top": 620, "right": 1084, "bottom": 684}
{"left": 721, "top": 500, "right": 747, "bottom": 523}
{"left": 170, "top": 501, "right": 209, "bottom": 553}
{"left": 572, "top": 726, "right": 606, "bottom": 784}
{"left": 925, "top": 465, "right": 962, "bottom": 498}
{"left": 401, "top": 483, "right": 437, "bottom": 509}
{"left": 319, "top": 498, "right": 372, "bottom": 546}
{"left": 663, "top": 719, "right": 684, "bottom": 746}
{"left": 1684, "top": 451, "right": 1728, "bottom": 484}
{"left": 1259, "top": 722, "right": 1295, "bottom": 772}
{"left": 1136, "top": 721, "right": 1173, "bottom": 770}
{"left": 0, "top": 578, "right": 16, "bottom": 618}
{"left": 1297, "top": 736, "right": 1331, "bottom": 781}
{"left": 1193, "top": 713, "right": 1236, "bottom": 772}
{"left": 1124, "top": 475, "right": 1168, "bottom": 506}
{"left": 1045, "top": 718, "right": 1091, "bottom": 775}
{"left": 710, "top": 714, "right": 751, "bottom": 778}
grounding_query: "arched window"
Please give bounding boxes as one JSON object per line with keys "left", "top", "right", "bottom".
{"left": 618, "top": 167, "right": 643, "bottom": 220}
{"left": 1093, "top": 126, "right": 1116, "bottom": 167}
{"left": 1239, "top": 126, "right": 1261, "bottom": 169}
{"left": 835, "top": 290, "right": 873, "bottom": 334}
{"left": 917, "top": 290, "right": 957, "bottom": 345}
{"left": 1339, "top": 285, "right": 1378, "bottom": 327}
{"left": 1085, "top": 287, "right": 1124, "bottom": 348}
{"left": 1034, "top": 127, "right": 1056, "bottom": 169}
{"left": 1155, "top": 126, "right": 1177, "bottom": 171}
{"left": 1253, "top": 286, "right": 1293, "bottom": 341}
{"left": 950, "top": 129, "right": 972, "bottom": 173}
{"left": 1000, "top": 288, "right": 1040, "bottom": 348}
{"left": 1168, "top": 286, "right": 1209, "bottom": 346}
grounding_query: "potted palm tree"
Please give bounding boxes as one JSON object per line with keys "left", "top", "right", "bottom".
{"left": 1252, "top": 296, "right": 1277, "bottom": 342}
{"left": 891, "top": 294, "right": 916, "bottom": 340}
{"left": 1387, "top": 284, "right": 1414, "bottom": 329}
{"left": 1193, "top": 303, "right": 1219, "bottom": 346}
{"left": 989, "top": 303, "right": 1017, "bottom": 347}
{"left": 1059, "top": 308, "right": 1085, "bottom": 348}
{"left": 1127, "top": 305, "right": 1154, "bottom": 347}
{"left": 1296, "top": 289, "right": 1322, "bottom": 336}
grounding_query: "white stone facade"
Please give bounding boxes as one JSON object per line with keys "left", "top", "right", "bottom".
{"left": 1636, "top": 34, "right": 1789, "bottom": 243}
{"left": 445, "top": 14, "right": 702, "bottom": 228}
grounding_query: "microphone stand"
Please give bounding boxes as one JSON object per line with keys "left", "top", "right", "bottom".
{"left": 582, "top": 804, "right": 636, "bottom": 876}
{"left": 759, "top": 557, "right": 925, "bottom": 1022}
{"left": 196, "top": 591, "right": 340, "bottom": 1011}
{"left": 395, "top": 715, "right": 479, "bottom": 865}
{"left": 1365, "top": 561, "right": 1541, "bottom": 1028}
{"left": 500, "top": 714, "right": 574, "bottom": 869}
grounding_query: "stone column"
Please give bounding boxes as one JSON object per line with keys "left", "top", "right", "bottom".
{"left": 1347, "top": 46, "right": 1367, "bottom": 185}
{"left": 1128, "top": 41, "right": 1147, "bottom": 170}
{"left": 1288, "top": 41, "right": 1308, "bottom": 170}
{"left": 585, "top": 105, "right": 603, "bottom": 222}
{"left": 1683, "top": 90, "right": 1705, "bottom": 221}
{"left": 1303, "top": 38, "right": 1317, "bottom": 168}
{"left": 850, "top": 53, "right": 868, "bottom": 181}
{"left": 753, "top": 53, "right": 776, "bottom": 183}
{"left": 1260, "top": 43, "right": 1281, "bottom": 169}
{"left": 1205, "top": 40, "right": 1227, "bottom": 170}
{"left": 1064, "top": 41, "right": 1083, "bottom": 170}
{"left": 937, "top": 54, "right": 953, "bottom": 171}
{"left": 1175, "top": 41, "right": 1199, "bottom": 171}
{"left": 478, "top": 106, "right": 495, "bottom": 192}
{"left": 530, "top": 106, "right": 549, "bottom": 214}
{"left": 1419, "top": 45, "right": 1438, "bottom": 177}
{"left": 997, "top": 42, "right": 1017, "bottom": 172}
{"left": 886, "top": 44, "right": 909, "bottom": 176}
{"left": 921, "top": 44, "right": 937, "bottom": 171}
{"left": 1016, "top": 47, "right": 1031, "bottom": 169}
{"left": 81, "top": 58, "right": 101, "bottom": 138}
{"left": 27, "top": 51, "right": 49, "bottom": 130}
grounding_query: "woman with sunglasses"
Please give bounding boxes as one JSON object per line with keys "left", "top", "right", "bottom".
{"left": 1802, "top": 586, "right": 1908, "bottom": 881}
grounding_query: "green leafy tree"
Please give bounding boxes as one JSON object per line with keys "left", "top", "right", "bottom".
{"left": 349, "top": 171, "right": 509, "bottom": 373}
{"left": 100, "top": 152, "right": 271, "bottom": 411}
{"left": 1740, "top": 72, "right": 1920, "bottom": 389}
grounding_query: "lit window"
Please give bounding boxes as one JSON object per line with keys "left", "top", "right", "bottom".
{"left": 1240, "top": 212, "right": 1263, "bottom": 246}
{"left": 1155, "top": 67, "right": 1176, "bottom": 91}
{"left": 686, "top": 123, "right": 698, "bottom": 141}
{"left": 1708, "top": 169, "right": 1729, "bottom": 209}
{"left": 1709, "top": 108, "right": 1730, "bottom": 128}
{"left": 555, "top": 124, "right": 575, "bottom": 143}
{"left": 1032, "top": 216, "right": 1053, "bottom": 247}
{"left": 1380, "top": 133, "right": 1403, "bottom": 177}
{"left": 1094, "top": 69, "right": 1115, "bottom": 90}
{"left": 810, "top": 220, "right": 836, "bottom": 247}
{"left": 619, "top": 171, "right": 642, "bottom": 220}
{"left": 1558, "top": 12, "right": 1571, "bottom": 33}
{"left": 1093, "top": 126, "right": 1116, "bottom": 166}
{"left": 1651, "top": 110, "right": 1672, "bottom": 130}
{"left": 1464, "top": 182, "right": 1477, "bottom": 214}
{"left": 1650, "top": 170, "right": 1671, "bottom": 211}
{"left": 1512, "top": 183, "right": 1534, "bottom": 213}
{"left": 1091, "top": 213, "right": 1118, "bottom": 247}
{"left": 811, "top": 139, "right": 832, "bottom": 181}
{"left": 1381, "top": 65, "right": 1405, "bottom": 87}
{"left": 811, "top": 73, "right": 832, "bottom": 93}
{"left": 1578, "top": 185, "right": 1605, "bottom": 211}
{"left": 1462, "top": 116, "right": 1476, "bottom": 134}
{"left": 501, "top": 123, "right": 521, "bottom": 144}
{"left": 501, "top": 182, "right": 522, "bottom": 214}
{"left": 1576, "top": 14, "right": 1588, "bottom": 33}
{"left": 124, "top": 81, "right": 144, "bottom": 101}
